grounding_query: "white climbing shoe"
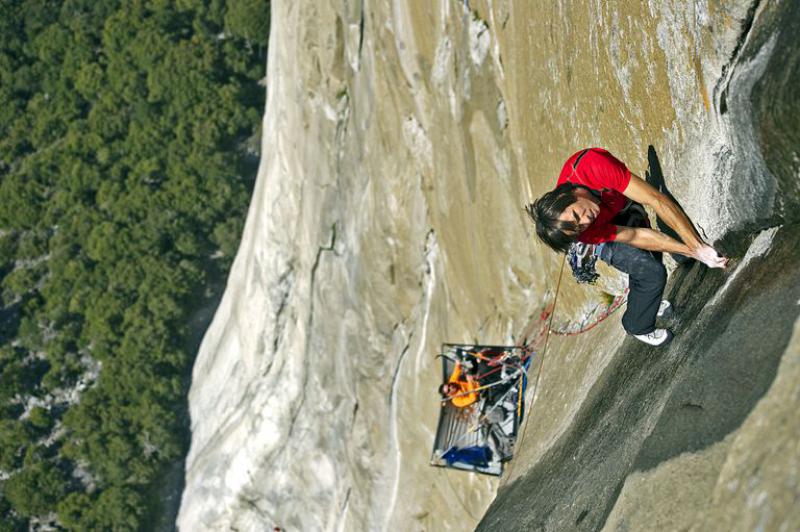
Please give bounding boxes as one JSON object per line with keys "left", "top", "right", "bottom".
{"left": 633, "top": 328, "right": 674, "bottom": 347}
{"left": 656, "top": 300, "right": 673, "bottom": 319}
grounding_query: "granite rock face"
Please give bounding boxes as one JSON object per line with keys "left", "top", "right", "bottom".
{"left": 480, "top": 1, "right": 800, "bottom": 530}
{"left": 178, "top": 1, "right": 800, "bottom": 530}
{"left": 178, "top": 2, "right": 523, "bottom": 530}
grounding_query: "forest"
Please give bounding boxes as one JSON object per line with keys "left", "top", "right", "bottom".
{"left": 0, "top": 0, "right": 269, "bottom": 529}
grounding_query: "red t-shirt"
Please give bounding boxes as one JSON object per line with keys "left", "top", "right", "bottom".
{"left": 555, "top": 148, "right": 632, "bottom": 244}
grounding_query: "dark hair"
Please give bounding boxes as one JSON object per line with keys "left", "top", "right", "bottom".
{"left": 438, "top": 383, "right": 450, "bottom": 398}
{"left": 524, "top": 183, "right": 585, "bottom": 253}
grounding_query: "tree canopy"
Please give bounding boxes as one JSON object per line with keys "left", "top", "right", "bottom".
{"left": 0, "top": 0, "right": 269, "bottom": 528}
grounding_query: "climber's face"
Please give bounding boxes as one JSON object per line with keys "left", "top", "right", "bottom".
{"left": 441, "top": 383, "right": 458, "bottom": 396}
{"left": 557, "top": 188, "right": 600, "bottom": 234}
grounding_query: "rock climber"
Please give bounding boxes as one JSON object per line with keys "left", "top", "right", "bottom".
{"left": 525, "top": 148, "right": 728, "bottom": 346}
{"left": 439, "top": 361, "right": 480, "bottom": 408}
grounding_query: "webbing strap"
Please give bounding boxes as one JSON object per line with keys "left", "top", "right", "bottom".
{"left": 572, "top": 148, "right": 590, "bottom": 170}
{"left": 565, "top": 148, "right": 591, "bottom": 185}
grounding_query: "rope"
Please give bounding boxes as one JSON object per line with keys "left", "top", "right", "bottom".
{"left": 549, "top": 288, "right": 629, "bottom": 336}
{"left": 443, "top": 351, "right": 530, "bottom": 402}
{"left": 500, "top": 256, "right": 567, "bottom": 487}
{"left": 443, "top": 466, "right": 481, "bottom": 521}
{"left": 469, "top": 380, "right": 523, "bottom": 431}
{"left": 473, "top": 352, "right": 531, "bottom": 381}
{"left": 443, "top": 376, "right": 520, "bottom": 403}
{"left": 435, "top": 254, "right": 633, "bottom": 482}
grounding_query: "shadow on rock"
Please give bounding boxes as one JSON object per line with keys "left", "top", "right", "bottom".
{"left": 477, "top": 226, "right": 800, "bottom": 532}
{"left": 632, "top": 226, "right": 800, "bottom": 472}
{"left": 645, "top": 146, "right": 703, "bottom": 266}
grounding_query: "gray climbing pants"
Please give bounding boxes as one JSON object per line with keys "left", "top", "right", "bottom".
{"left": 599, "top": 242, "right": 667, "bottom": 335}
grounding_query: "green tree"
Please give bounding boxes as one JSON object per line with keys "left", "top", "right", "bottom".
{"left": 56, "top": 492, "right": 93, "bottom": 531}
{"left": 0, "top": 494, "right": 26, "bottom": 532}
{"left": 0, "top": 419, "right": 30, "bottom": 471}
{"left": 224, "top": 0, "right": 270, "bottom": 46}
{"left": 27, "top": 406, "right": 54, "bottom": 432}
{"left": 0, "top": 0, "right": 268, "bottom": 526}
{"left": 58, "top": 487, "right": 144, "bottom": 531}
{"left": 3, "top": 461, "right": 68, "bottom": 517}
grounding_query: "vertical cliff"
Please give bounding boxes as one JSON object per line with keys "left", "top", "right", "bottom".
{"left": 480, "top": 0, "right": 800, "bottom": 529}
{"left": 178, "top": 1, "right": 800, "bottom": 530}
{"left": 178, "top": 2, "right": 524, "bottom": 529}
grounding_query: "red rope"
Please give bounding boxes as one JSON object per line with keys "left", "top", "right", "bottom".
{"left": 549, "top": 288, "right": 629, "bottom": 336}
{"left": 473, "top": 352, "right": 532, "bottom": 381}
